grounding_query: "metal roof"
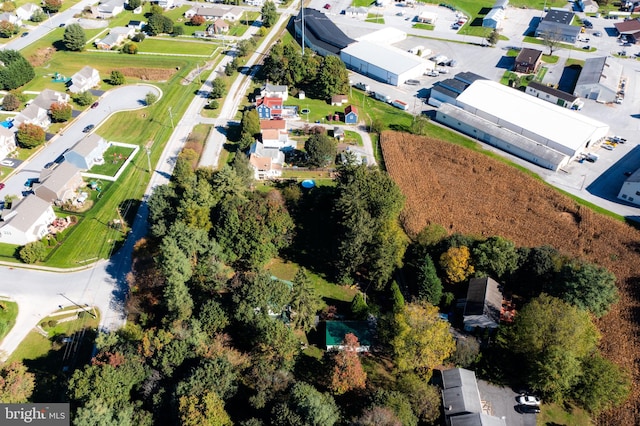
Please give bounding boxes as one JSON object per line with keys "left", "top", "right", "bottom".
{"left": 464, "top": 277, "right": 503, "bottom": 322}
{"left": 450, "top": 413, "right": 507, "bottom": 426}
{"left": 575, "top": 56, "right": 622, "bottom": 94}
{"left": 456, "top": 80, "right": 609, "bottom": 154}
{"left": 542, "top": 9, "right": 575, "bottom": 24}
{"left": 295, "top": 8, "right": 355, "bottom": 52}
{"left": 436, "top": 78, "right": 469, "bottom": 94}
{"left": 527, "top": 81, "right": 577, "bottom": 102}
{"left": 341, "top": 41, "right": 430, "bottom": 76}
{"left": 454, "top": 72, "right": 487, "bottom": 85}
{"left": 441, "top": 369, "right": 483, "bottom": 416}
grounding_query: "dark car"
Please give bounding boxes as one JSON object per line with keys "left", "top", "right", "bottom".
{"left": 91, "top": 102, "right": 99, "bottom": 109}
{"left": 83, "top": 124, "right": 95, "bottom": 133}
{"left": 59, "top": 23, "right": 65, "bottom": 27}
{"left": 0, "top": 183, "right": 4, "bottom": 190}
{"left": 516, "top": 405, "right": 540, "bottom": 414}
{"left": 20, "top": 32, "right": 28, "bottom": 37}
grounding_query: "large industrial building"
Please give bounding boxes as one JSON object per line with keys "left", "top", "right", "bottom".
{"left": 574, "top": 56, "right": 623, "bottom": 103}
{"left": 292, "top": 8, "right": 354, "bottom": 56}
{"left": 340, "top": 41, "right": 434, "bottom": 86}
{"left": 618, "top": 171, "right": 640, "bottom": 205}
{"left": 435, "top": 80, "right": 609, "bottom": 171}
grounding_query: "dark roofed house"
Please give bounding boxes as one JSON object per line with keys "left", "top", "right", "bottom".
{"left": 325, "top": 321, "right": 373, "bottom": 352}
{"left": 514, "top": 48, "right": 543, "bottom": 73}
{"left": 463, "top": 277, "right": 503, "bottom": 331}
{"left": 293, "top": 8, "right": 355, "bottom": 56}
{"left": 614, "top": 19, "right": 640, "bottom": 42}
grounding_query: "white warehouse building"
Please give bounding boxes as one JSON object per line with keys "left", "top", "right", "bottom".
{"left": 340, "top": 41, "right": 434, "bottom": 86}
{"left": 435, "top": 80, "right": 609, "bottom": 170}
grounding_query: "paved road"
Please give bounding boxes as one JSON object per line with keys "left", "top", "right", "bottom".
{"left": 0, "top": 84, "right": 162, "bottom": 361}
{"left": 0, "top": 84, "right": 162, "bottom": 201}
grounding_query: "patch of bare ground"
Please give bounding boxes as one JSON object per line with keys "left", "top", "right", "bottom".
{"left": 29, "top": 47, "right": 56, "bottom": 67}
{"left": 380, "top": 130, "right": 640, "bottom": 425}
{"left": 116, "top": 67, "right": 176, "bottom": 81}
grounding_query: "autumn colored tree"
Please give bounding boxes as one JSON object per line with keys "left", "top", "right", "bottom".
{"left": 0, "top": 21, "right": 16, "bottom": 38}
{"left": 354, "top": 406, "right": 401, "bottom": 426}
{"left": 16, "top": 123, "right": 45, "bottom": 148}
{"left": 439, "top": 245, "right": 474, "bottom": 284}
{"left": 49, "top": 101, "right": 72, "bottom": 122}
{"left": 43, "top": 0, "right": 61, "bottom": 12}
{"left": 178, "top": 390, "right": 232, "bottom": 426}
{"left": 0, "top": 362, "right": 35, "bottom": 403}
{"left": 391, "top": 301, "right": 455, "bottom": 378}
{"left": 1, "top": 92, "right": 20, "bottom": 111}
{"left": 190, "top": 15, "right": 205, "bottom": 26}
{"left": 329, "top": 333, "right": 367, "bottom": 395}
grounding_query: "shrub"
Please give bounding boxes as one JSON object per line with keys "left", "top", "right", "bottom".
{"left": 19, "top": 241, "right": 47, "bottom": 263}
{"left": 47, "top": 319, "right": 57, "bottom": 327}
{"left": 109, "top": 70, "right": 125, "bottom": 86}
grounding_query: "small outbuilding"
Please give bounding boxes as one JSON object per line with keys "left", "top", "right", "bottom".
{"left": 344, "top": 105, "right": 358, "bottom": 124}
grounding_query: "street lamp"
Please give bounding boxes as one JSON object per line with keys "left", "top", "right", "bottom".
{"left": 168, "top": 107, "right": 174, "bottom": 128}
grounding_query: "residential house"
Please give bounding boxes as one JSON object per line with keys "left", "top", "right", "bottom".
{"left": 0, "top": 127, "right": 16, "bottom": 161}
{"left": 463, "top": 277, "right": 503, "bottom": 331}
{"left": 614, "top": 19, "right": 640, "bottom": 43}
{"left": 208, "top": 18, "right": 229, "bottom": 34}
{"left": 248, "top": 141, "right": 284, "bottom": 180}
{"left": 256, "top": 97, "right": 283, "bottom": 119}
{"left": 325, "top": 321, "right": 373, "bottom": 352}
{"left": 13, "top": 88, "right": 70, "bottom": 128}
{"left": 514, "top": 48, "right": 542, "bottom": 74}
{"left": 96, "top": 0, "right": 126, "bottom": 18}
{"left": 344, "top": 105, "right": 358, "bottom": 124}
{"left": 260, "top": 121, "right": 295, "bottom": 150}
{"left": 260, "top": 83, "right": 288, "bottom": 101}
{"left": 526, "top": 81, "right": 582, "bottom": 109}
{"left": 95, "top": 26, "right": 134, "bottom": 50}
{"left": 0, "top": 195, "right": 55, "bottom": 245}
{"left": 0, "top": 13, "right": 21, "bottom": 27}
{"left": 127, "top": 20, "right": 145, "bottom": 30}
{"left": 535, "top": 9, "right": 580, "bottom": 43}
{"left": 344, "top": 6, "right": 368, "bottom": 19}
{"left": 34, "top": 163, "right": 84, "bottom": 204}
{"left": 340, "top": 145, "right": 370, "bottom": 165}
{"left": 156, "top": 0, "right": 175, "bottom": 9}
{"left": 15, "top": 3, "right": 42, "bottom": 21}
{"left": 578, "top": 0, "right": 599, "bottom": 13}
{"left": 69, "top": 66, "right": 100, "bottom": 94}
{"left": 618, "top": 169, "right": 640, "bottom": 205}
{"left": 574, "top": 56, "right": 623, "bottom": 103}
{"left": 331, "top": 94, "right": 348, "bottom": 106}
{"left": 184, "top": 6, "right": 243, "bottom": 21}
{"left": 333, "top": 126, "right": 345, "bottom": 141}
{"left": 64, "top": 134, "right": 109, "bottom": 170}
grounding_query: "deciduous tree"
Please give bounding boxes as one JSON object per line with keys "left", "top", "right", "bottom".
{"left": 210, "top": 78, "right": 226, "bottom": 99}
{"left": 178, "top": 390, "right": 232, "bottom": 426}
{"left": 190, "top": 15, "right": 205, "bottom": 26}
{"left": 439, "top": 245, "right": 474, "bottom": 284}
{"left": 0, "top": 362, "right": 35, "bottom": 403}
{"left": 304, "top": 132, "right": 336, "bottom": 168}
{"left": 261, "top": 1, "right": 277, "bottom": 27}
{"left": 16, "top": 123, "right": 45, "bottom": 148}
{"left": 472, "top": 236, "right": 519, "bottom": 278}
{"left": 122, "top": 42, "right": 138, "bottom": 54}
{"left": 145, "top": 92, "right": 157, "bottom": 105}
{"left": 1, "top": 92, "right": 19, "bottom": 111}
{"left": 49, "top": 101, "right": 72, "bottom": 122}
{"left": 74, "top": 91, "right": 93, "bottom": 106}
{"left": 391, "top": 301, "right": 455, "bottom": 378}
{"left": 43, "top": 0, "right": 61, "bottom": 13}
{"left": 0, "top": 21, "right": 16, "bottom": 38}
{"left": 127, "top": 0, "right": 141, "bottom": 9}
{"left": 329, "top": 333, "right": 367, "bottom": 395}
{"left": 572, "top": 353, "right": 631, "bottom": 414}
{"left": 315, "top": 55, "right": 349, "bottom": 100}
{"left": 273, "top": 382, "right": 340, "bottom": 426}
{"left": 146, "top": 14, "right": 173, "bottom": 36}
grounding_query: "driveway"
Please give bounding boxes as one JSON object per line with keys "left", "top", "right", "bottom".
{"left": 477, "top": 380, "right": 537, "bottom": 426}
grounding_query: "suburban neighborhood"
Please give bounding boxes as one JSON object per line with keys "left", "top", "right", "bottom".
{"left": 0, "top": 0, "right": 637, "bottom": 424}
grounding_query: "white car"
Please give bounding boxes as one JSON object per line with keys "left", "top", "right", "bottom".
{"left": 517, "top": 395, "right": 541, "bottom": 406}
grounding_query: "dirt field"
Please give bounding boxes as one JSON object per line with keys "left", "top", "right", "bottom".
{"left": 380, "top": 130, "right": 640, "bottom": 425}
{"left": 117, "top": 67, "right": 177, "bottom": 81}
{"left": 28, "top": 47, "right": 56, "bottom": 67}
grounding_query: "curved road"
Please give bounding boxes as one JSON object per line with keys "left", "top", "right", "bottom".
{"left": 0, "top": 84, "right": 161, "bottom": 361}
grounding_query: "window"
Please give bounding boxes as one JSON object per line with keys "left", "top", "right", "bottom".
{"left": 622, "top": 194, "right": 627, "bottom": 199}
{"left": 635, "top": 191, "right": 640, "bottom": 196}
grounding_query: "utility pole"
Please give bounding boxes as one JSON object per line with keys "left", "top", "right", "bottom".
{"left": 145, "top": 140, "right": 153, "bottom": 173}
{"left": 301, "top": 5, "right": 305, "bottom": 55}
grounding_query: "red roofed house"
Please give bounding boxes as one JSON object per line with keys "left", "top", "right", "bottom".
{"left": 256, "top": 97, "right": 283, "bottom": 119}
{"left": 344, "top": 105, "right": 359, "bottom": 124}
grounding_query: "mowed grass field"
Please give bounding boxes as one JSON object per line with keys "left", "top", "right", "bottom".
{"left": 135, "top": 38, "right": 218, "bottom": 56}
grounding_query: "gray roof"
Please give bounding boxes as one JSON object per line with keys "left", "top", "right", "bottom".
{"left": 527, "top": 81, "right": 578, "bottom": 102}
{"left": 294, "top": 8, "right": 355, "bottom": 54}
{"left": 38, "top": 162, "right": 82, "bottom": 194}
{"left": 493, "top": 0, "right": 509, "bottom": 8}
{"left": 450, "top": 413, "right": 507, "bottom": 426}
{"left": 464, "top": 277, "right": 503, "bottom": 321}
{"left": 436, "top": 78, "right": 469, "bottom": 94}
{"left": 33, "top": 89, "right": 67, "bottom": 110}
{"left": 73, "top": 66, "right": 98, "bottom": 81}
{"left": 575, "top": 56, "right": 622, "bottom": 94}
{"left": 455, "top": 72, "right": 488, "bottom": 85}
{"left": 436, "top": 103, "right": 569, "bottom": 169}
{"left": 263, "top": 82, "right": 287, "bottom": 93}
{"left": 69, "top": 133, "right": 105, "bottom": 157}
{"left": 432, "top": 85, "right": 462, "bottom": 100}
{"left": 542, "top": 9, "right": 575, "bottom": 24}
{"left": 536, "top": 20, "right": 581, "bottom": 38}
{"left": 1, "top": 195, "right": 51, "bottom": 233}
{"left": 341, "top": 41, "right": 429, "bottom": 77}
{"left": 442, "top": 367, "right": 478, "bottom": 390}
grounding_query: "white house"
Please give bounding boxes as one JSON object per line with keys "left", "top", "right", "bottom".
{"left": 69, "top": 66, "right": 100, "bottom": 94}
{"left": 64, "top": 134, "right": 109, "bottom": 170}
{"left": 33, "top": 89, "right": 69, "bottom": 110}
{"left": 156, "top": 0, "right": 175, "bottom": 9}
{"left": 184, "top": 6, "right": 243, "bottom": 21}
{"left": 0, "top": 195, "right": 55, "bottom": 246}
{"left": 248, "top": 141, "right": 284, "bottom": 180}
{"left": 96, "top": 0, "right": 126, "bottom": 18}
{"left": 95, "top": 26, "right": 135, "bottom": 50}
{"left": 0, "top": 13, "right": 21, "bottom": 26}
{"left": 13, "top": 104, "right": 50, "bottom": 129}
{"left": 15, "top": 3, "right": 42, "bottom": 21}
{"left": 34, "top": 162, "right": 84, "bottom": 204}
{"left": 0, "top": 127, "right": 16, "bottom": 161}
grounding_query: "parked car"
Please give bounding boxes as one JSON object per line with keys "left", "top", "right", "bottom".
{"left": 517, "top": 395, "right": 541, "bottom": 406}
{"left": 405, "top": 79, "right": 420, "bottom": 85}
{"left": 323, "top": 3, "right": 331, "bottom": 9}
{"left": 0, "top": 183, "right": 4, "bottom": 190}
{"left": 91, "top": 102, "right": 99, "bottom": 109}
{"left": 583, "top": 45, "right": 591, "bottom": 50}
{"left": 21, "top": 32, "right": 28, "bottom": 37}
{"left": 593, "top": 31, "right": 602, "bottom": 37}
{"left": 625, "top": 171, "right": 633, "bottom": 177}
{"left": 396, "top": 12, "right": 404, "bottom": 16}
{"left": 425, "top": 71, "right": 439, "bottom": 77}
{"left": 609, "top": 135, "right": 627, "bottom": 143}
{"left": 59, "top": 23, "right": 65, "bottom": 27}
{"left": 516, "top": 405, "right": 541, "bottom": 414}
{"left": 83, "top": 124, "right": 95, "bottom": 133}
{"left": 603, "top": 144, "right": 614, "bottom": 151}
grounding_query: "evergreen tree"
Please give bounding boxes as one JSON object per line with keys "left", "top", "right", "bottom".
{"left": 416, "top": 254, "right": 442, "bottom": 305}
{"left": 63, "top": 24, "right": 87, "bottom": 51}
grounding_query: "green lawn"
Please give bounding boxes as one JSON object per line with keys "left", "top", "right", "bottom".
{"left": 89, "top": 146, "right": 136, "bottom": 176}
{"left": 538, "top": 402, "right": 593, "bottom": 425}
{"left": 413, "top": 23, "right": 435, "bottom": 31}
{"left": 353, "top": 0, "right": 375, "bottom": 6}
{"left": 541, "top": 54, "right": 559, "bottom": 63}
{"left": 136, "top": 38, "right": 216, "bottom": 56}
{"left": 344, "top": 130, "right": 363, "bottom": 146}
{"left": 266, "top": 258, "right": 357, "bottom": 305}
{"left": 0, "top": 300, "right": 18, "bottom": 344}
{"left": 365, "top": 14, "right": 385, "bottom": 24}
{"left": 7, "top": 308, "right": 100, "bottom": 363}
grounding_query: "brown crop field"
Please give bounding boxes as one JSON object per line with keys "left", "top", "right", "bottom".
{"left": 381, "top": 130, "right": 640, "bottom": 425}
